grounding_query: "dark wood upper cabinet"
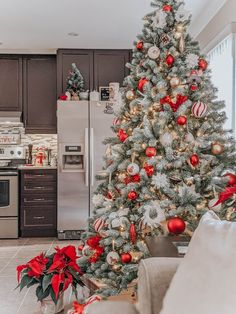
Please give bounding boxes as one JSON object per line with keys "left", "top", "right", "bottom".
{"left": 23, "top": 56, "right": 57, "bottom": 133}
{"left": 57, "top": 49, "right": 93, "bottom": 97}
{"left": 0, "top": 56, "right": 22, "bottom": 111}
{"left": 93, "top": 50, "right": 130, "bottom": 90}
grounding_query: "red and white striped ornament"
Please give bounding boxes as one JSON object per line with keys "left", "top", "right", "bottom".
{"left": 192, "top": 101, "right": 207, "bottom": 118}
{"left": 113, "top": 117, "right": 120, "bottom": 126}
{"left": 93, "top": 218, "right": 105, "bottom": 232}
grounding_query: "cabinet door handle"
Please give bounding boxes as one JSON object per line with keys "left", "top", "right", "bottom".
{"left": 34, "top": 186, "right": 45, "bottom": 190}
{"left": 34, "top": 174, "right": 46, "bottom": 177}
{"left": 33, "top": 216, "right": 45, "bottom": 220}
{"left": 34, "top": 198, "right": 45, "bottom": 201}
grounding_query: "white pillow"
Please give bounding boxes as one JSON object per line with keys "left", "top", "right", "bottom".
{"left": 160, "top": 211, "right": 236, "bottom": 314}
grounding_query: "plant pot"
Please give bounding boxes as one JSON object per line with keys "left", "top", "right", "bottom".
{"left": 41, "top": 293, "right": 64, "bottom": 314}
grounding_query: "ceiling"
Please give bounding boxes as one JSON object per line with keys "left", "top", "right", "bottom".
{"left": 0, "top": 0, "right": 227, "bottom": 53}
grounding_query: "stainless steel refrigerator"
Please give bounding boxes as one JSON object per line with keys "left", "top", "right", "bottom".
{"left": 57, "top": 100, "right": 119, "bottom": 239}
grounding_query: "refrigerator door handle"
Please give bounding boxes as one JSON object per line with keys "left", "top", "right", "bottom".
{"left": 85, "top": 128, "right": 89, "bottom": 187}
{"left": 90, "top": 127, "right": 94, "bottom": 187}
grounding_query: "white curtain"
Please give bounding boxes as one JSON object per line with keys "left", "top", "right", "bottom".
{"left": 207, "top": 35, "right": 234, "bottom": 131}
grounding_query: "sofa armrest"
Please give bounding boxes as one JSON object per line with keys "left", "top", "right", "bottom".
{"left": 137, "top": 257, "right": 181, "bottom": 314}
{"left": 87, "top": 301, "right": 138, "bottom": 314}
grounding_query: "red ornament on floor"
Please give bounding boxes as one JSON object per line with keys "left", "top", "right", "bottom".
{"left": 138, "top": 78, "right": 149, "bottom": 92}
{"left": 176, "top": 116, "right": 187, "bottom": 125}
{"left": 145, "top": 147, "right": 157, "bottom": 158}
{"left": 128, "top": 191, "right": 138, "bottom": 200}
{"left": 136, "top": 41, "right": 144, "bottom": 50}
{"left": 121, "top": 252, "right": 132, "bottom": 264}
{"left": 190, "top": 154, "right": 199, "bottom": 167}
{"left": 224, "top": 173, "right": 236, "bottom": 186}
{"left": 163, "top": 4, "right": 172, "bottom": 12}
{"left": 166, "top": 54, "right": 175, "bottom": 66}
{"left": 167, "top": 217, "right": 186, "bottom": 234}
{"left": 198, "top": 58, "right": 208, "bottom": 71}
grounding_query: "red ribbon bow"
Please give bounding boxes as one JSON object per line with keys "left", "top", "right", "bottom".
{"left": 72, "top": 296, "right": 101, "bottom": 314}
{"left": 160, "top": 94, "right": 188, "bottom": 112}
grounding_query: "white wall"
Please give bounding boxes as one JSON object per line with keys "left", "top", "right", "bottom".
{"left": 197, "top": 0, "right": 236, "bottom": 52}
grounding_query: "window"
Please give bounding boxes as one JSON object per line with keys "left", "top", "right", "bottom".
{"left": 207, "top": 35, "right": 234, "bottom": 131}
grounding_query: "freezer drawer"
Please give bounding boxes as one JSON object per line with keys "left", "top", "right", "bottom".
{"left": 0, "top": 217, "right": 18, "bottom": 238}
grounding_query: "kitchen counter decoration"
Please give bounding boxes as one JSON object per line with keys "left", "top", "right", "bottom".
{"left": 16, "top": 245, "right": 84, "bottom": 314}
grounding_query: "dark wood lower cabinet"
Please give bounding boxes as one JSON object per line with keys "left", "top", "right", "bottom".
{"left": 20, "top": 169, "right": 57, "bottom": 237}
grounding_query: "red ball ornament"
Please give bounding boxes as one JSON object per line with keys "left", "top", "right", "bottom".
{"left": 198, "top": 58, "right": 208, "bottom": 71}
{"left": 190, "top": 154, "right": 199, "bottom": 167}
{"left": 138, "top": 78, "right": 149, "bottom": 92}
{"left": 176, "top": 116, "right": 187, "bottom": 125}
{"left": 118, "top": 129, "right": 128, "bottom": 142}
{"left": 224, "top": 173, "right": 236, "bottom": 186}
{"left": 128, "top": 191, "right": 138, "bottom": 200}
{"left": 190, "top": 84, "right": 198, "bottom": 91}
{"left": 121, "top": 252, "right": 132, "bottom": 264}
{"left": 136, "top": 41, "right": 143, "bottom": 50}
{"left": 145, "top": 147, "right": 157, "bottom": 158}
{"left": 130, "top": 174, "right": 141, "bottom": 183}
{"left": 167, "top": 217, "right": 186, "bottom": 235}
{"left": 144, "top": 163, "right": 155, "bottom": 177}
{"left": 163, "top": 4, "right": 172, "bottom": 12}
{"left": 166, "top": 54, "right": 175, "bottom": 67}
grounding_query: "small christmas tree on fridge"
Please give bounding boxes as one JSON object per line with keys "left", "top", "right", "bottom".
{"left": 78, "top": 0, "right": 236, "bottom": 296}
{"left": 66, "top": 63, "right": 85, "bottom": 96}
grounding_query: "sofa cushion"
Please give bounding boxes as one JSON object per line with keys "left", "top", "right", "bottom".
{"left": 160, "top": 211, "right": 236, "bottom": 314}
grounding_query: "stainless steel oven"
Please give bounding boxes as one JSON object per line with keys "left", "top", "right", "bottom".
{"left": 0, "top": 169, "right": 18, "bottom": 238}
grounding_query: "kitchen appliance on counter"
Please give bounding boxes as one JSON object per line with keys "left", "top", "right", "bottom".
{"left": 57, "top": 100, "right": 119, "bottom": 239}
{"left": 0, "top": 145, "right": 25, "bottom": 238}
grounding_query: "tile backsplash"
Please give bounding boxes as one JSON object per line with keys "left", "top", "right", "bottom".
{"left": 21, "top": 134, "right": 58, "bottom": 157}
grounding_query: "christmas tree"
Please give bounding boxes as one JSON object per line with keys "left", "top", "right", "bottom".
{"left": 66, "top": 63, "right": 85, "bottom": 95}
{"left": 78, "top": 0, "right": 236, "bottom": 297}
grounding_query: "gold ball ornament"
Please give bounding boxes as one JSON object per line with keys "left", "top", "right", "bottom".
{"left": 127, "top": 128, "right": 133, "bottom": 136}
{"left": 141, "top": 142, "right": 147, "bottom": 149}
{"left": 126, "top": 90, "right": 135, "bottom": 101}
{"left": 170, "top": 77, "right": 181, "bottom": 88}
{"left": 211, "top": 142, "right": 224, "bottom": 155}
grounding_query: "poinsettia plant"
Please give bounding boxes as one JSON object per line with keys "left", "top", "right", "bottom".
{"left": 16, "top": 245, "right": 84, "bottom": 304}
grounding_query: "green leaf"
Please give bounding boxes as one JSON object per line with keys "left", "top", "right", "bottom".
{"left": 27, "top": 278, "right": 37, "bottom": 288}
{"left": 20, "top": 275, "right": 30, "bottom": 291}
{"left": 36, "top": 285, "right": 50, "bottom": 301}
{"left": 42, "top": 274, "right": 52, "bottom": 292}
{"left": 50, "top": 289, "right": 57, "bottom": 305}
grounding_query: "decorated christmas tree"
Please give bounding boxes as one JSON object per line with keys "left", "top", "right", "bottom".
{"left": 78, "top": 0, "right": 236, "bottom": 297}
{"left": 66, "top": 63, "right": 85, "bottom": 95}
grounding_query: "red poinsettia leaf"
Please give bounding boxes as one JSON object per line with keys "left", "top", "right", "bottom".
{"left": 28, "top": 260, "right": 45, "bottom": 277}
{"left": 62, "top": 245, "right": 77, "bottom": 261}
{"left": 51, "top": 273, "right": 62, "bottom": 299}
{"left": 67, "top": 261, "right": 81, "bottom": 273}
{"left": 16, "top": 264, "right": 28, "bottom": 282}
{"left": 63, "top": 272, "right": 73, "bottom": 292}
{"left": 48, "top": 259, "right": 65, "bottom": 273}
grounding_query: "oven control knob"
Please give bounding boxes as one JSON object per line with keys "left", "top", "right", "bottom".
{"left": 17, "top": 151, "right": 22, "bottom": 155}
{"left": 10, "top": 150, "right": 14, "bottom": 155}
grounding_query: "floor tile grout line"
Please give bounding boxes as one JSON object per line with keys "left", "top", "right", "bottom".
{"left": 16, "top": 284, "right": 31, "bottom": 314}
{"left": 0, "top": 244, "right": 23, "bottom": 274}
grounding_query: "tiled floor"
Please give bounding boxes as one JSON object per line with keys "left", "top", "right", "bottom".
{"left": 0, "top": 238, "right": 83, "bottom": 314}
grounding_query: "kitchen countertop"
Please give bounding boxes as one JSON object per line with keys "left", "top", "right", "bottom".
{"left": 18, "top": 165, "right": 57, "bottom": 170}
